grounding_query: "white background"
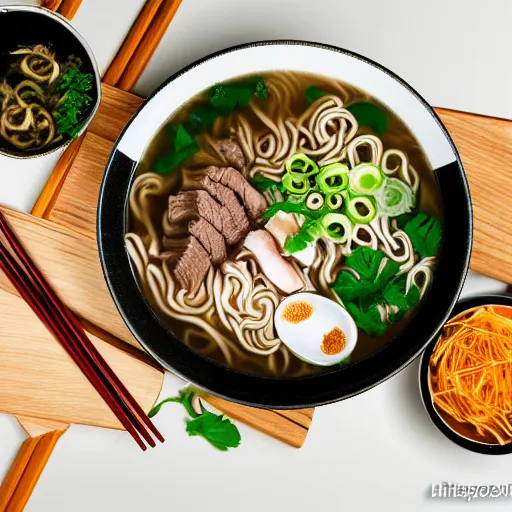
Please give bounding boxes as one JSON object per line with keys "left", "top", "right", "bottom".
{"left": 0, "top": 0, "right": 511, "bottom": 510}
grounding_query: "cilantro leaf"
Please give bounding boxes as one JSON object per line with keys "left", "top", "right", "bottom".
{"left": 186, "top": 407, "right": 241, "bottom": 451}
{"left": 333, "top": 247, "right": 422, "bottom": 336}
{"left": 262, "top": 200, "right": 311, "bottom": 221}
{"left": 284, "top": 219, "right": 322, "bottom": 254}
{"left": 54, "top": 67, "right": 94, "bottom": 138}
{"left": 209, "top": 78, "right": 267, "bottom": 112}
{"left": 345, "top": 301, "right": 387, "bottom": 336}
{"left": 383, "top": 275, "right": 421, "bottom": 311}
{"left": 159, "top": 79, "right": 268, "bottom": 171}
{"left": 403, "top": 212, "right": 443, "bottom": 258}
{"left": 154, "top": 124, "right": 199, "bottom": 174}
{"left": 305, "top": 86, "right": 330, "bottom": 104}
{"left": 339, "top": 356, "right": 351, "bottom": 367}
{"left": 148, "top": 396, "right": 181, "bottom": 418}
{"left": 254, "top": 79, "right": 268, "bottom": 99}
{"left": 346, "top": 102, "right": 389, "bottom": 135}
{"left": 332, "top": 271, "right": 378, "bottom": 301}
{"left": 185, "top": 104, "right": 219, "bottom": 134}
{"left": 250, "top": 173, "right": 286, "bottom": 201}
{"left": 344, "top": 246, "right": 385, "bottom": 281}
{"left": 375, "top": 259, "right": 400, "bottom": 289}
{"left": 148, "top": 388, "right": 241, "bottom": 451}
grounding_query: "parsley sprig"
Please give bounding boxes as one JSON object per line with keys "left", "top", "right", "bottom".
{"left": 53, "top": 67, "right": 93, "bottom": 138}
{"left": 149, "top": 388, "right": 241, "bottom": 451}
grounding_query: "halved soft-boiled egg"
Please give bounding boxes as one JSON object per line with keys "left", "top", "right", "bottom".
{"left": 274, "top": 292, "right": 358, "bottom": 366}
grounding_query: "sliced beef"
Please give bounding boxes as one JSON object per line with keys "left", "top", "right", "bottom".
{"left": 168, "top": 190, "right": 246, "bottom": 245}
{"left": 158, "top": 236, "right": 210, "bottom": 293}
{"left": 206, "top": 166, "right": 267, "bottom": 220}
{"left": 190, "top": 218, "right": 227, "bottom": 264}
{"left": 182, "top": 166, "right": 267, "bottom": 220}
{"left": 163, "top": 217, "right": 226, "bottom": 265}
{"left": 199, "top": 177, "right": 250, "bottom": 233}
{"left": 218, "top": 139, "right": 245, "bottom": 171}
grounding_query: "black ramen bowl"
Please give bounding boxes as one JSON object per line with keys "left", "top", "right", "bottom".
{"left": 98, "top": 41, "right": 472, "bottom": 409}
{"left": 0, "top": 5, "right": 101, "bottom": 158}
{"left": 420, "top": 294, "right": 512, "bottom": 455}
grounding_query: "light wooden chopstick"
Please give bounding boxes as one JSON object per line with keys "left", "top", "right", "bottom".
{"left": 103, "top": 0, "right": 166, "bottom": 86}
{"left": 39, "top": 0, "right": 64, "bottom": 11}
{"left": 0, "top": 431, "right": 66, "bottom": 512}
{"left": 31, "top": 138, "right": 83, "bottom": 218}
{"left": 39, "top": 0, "right": 83, "bottom": 20}
{"left": 117, "top": 0, "right": 184, "bottom": 90}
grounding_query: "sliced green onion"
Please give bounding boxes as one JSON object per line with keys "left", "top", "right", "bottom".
{"left": 317, "top": 163, "right": 349, "bottom": 194}
{"left": 285, "top": 153, "right": 319, "bottom": 178}
{"left": 321, "top": 213, "right": 352, "bottom": 244}
{"left": 282, "top": 173, "right": 309, "bottom": 194}
{"left": 346, "top": 196, "right": 377, "bottom": 224}
{"left": 326, "top": 193, "right": 343, "bottom": 210}
{"left": 348, "top": 164, "right": 384, "bottom": 195}
{"left": 306, "top": 191, "right": 324, "bottom": 211}
{"left": 376, "top": 178, "right": 414, "bottom": 217}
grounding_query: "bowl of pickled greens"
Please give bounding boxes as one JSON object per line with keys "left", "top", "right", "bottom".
{"left": 0, "top": 5, "right": 100, "bottom": 158}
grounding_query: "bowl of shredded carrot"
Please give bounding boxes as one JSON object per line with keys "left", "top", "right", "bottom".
{"left": 419, "top": 294, "right": 512, "bottom": 454}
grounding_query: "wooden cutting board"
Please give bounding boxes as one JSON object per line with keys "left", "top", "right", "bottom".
{"left": 0, "top": 206, "right": 314, "bottom": 448}
{"left": 433, "top": 109, "right": 512, "bottom": 283}
{"left": 0, "top": 284, "right": 164, "bottom": 512}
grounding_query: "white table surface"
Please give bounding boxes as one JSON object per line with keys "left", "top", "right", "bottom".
{"left": 0, "top": 1, "right": 511, "bottom": 510}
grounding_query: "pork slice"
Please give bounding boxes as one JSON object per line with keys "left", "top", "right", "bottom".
{"left": 218, "top": 139, "right": 245, "bottom": 171}
{"left": 168, "top": 190, "right": 246, "bottom": 245}
{"left": 205, "top": 166, "right": 267, "bottom": 220}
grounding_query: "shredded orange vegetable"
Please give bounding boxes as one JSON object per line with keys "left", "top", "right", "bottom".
{"left": 429, "top": 305, "right": 512, "bottom": 445}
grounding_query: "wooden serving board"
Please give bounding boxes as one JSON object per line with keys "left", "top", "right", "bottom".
{"left": 0, "top": 83, "right": 314, "bottom": 451}
{"left": 0, "top": 204, "right": 314, "bottom": 448}
{"left": 434, "top": 109, "right": 512, "bottom": 283}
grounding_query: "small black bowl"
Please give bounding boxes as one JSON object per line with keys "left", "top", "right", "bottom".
{"left": 0, "top": 5, "right": 101, "bottom": 158}
{"left": 419, "top": 294, "right": 512, "bottom": 455}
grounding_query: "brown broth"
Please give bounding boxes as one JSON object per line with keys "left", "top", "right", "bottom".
{"left": 128, "top": 71, "right": 443, "bottom": 377}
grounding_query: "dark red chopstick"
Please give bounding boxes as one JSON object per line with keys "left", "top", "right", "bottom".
{"left": 0, "top": 212, "right": 164, "bottom": 445}
{"left": 0, "top": 211, "right": 163, "bottom": 450}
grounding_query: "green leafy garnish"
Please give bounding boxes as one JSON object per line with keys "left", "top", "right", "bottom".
{"left": 262, "top": 200, "right": 312, "bottom": 221}
{"left": 345, "top": 246, "right": 390, "bottom": 282}
{"left": 149, "top": 388, "right": 241, "bottom": 451}
{"left": 383, "top": 275, "right": 420, "bottom": 312}
{"left": 284, "top": 219, "right": 322, "bottom": 254}
{"left": 53, "top": 67, "right": 93, "bottom": 138}
{"left": 186, "top": 405, "right": 241, "bottom": 451}
{"left": 333, "top": 247, "right": 420, "bottom": 335}
{"left": 250, "top": 173, "right": 286, "bottom": 201}
{"left": 346, "top": 102, "right": 389, "bottom": 135}
{"left": 403, "top": 211, "right": 443, "bottom": 258}
{"left": 186, "top": 104, "right": 220, "bottom": 133}
{"left": 210, "top": 78, "right": 267, "bottom": 110}
{"left": 254, "top": 79, "right": 268, "bottom": 99}
{"left": 339, "top": 356, "right": 351, "bottom": 367}
{"left": 305, "top": 86, "right": 330, "bottom": 104}
{"left": 345, "top": 300, "right": 387, "bottom": 336}
{"left": 156, "top": 79, "right": 267, "bottom": 174}
{"left": 154, "top": 125, "right": 199, "bottom": 174}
